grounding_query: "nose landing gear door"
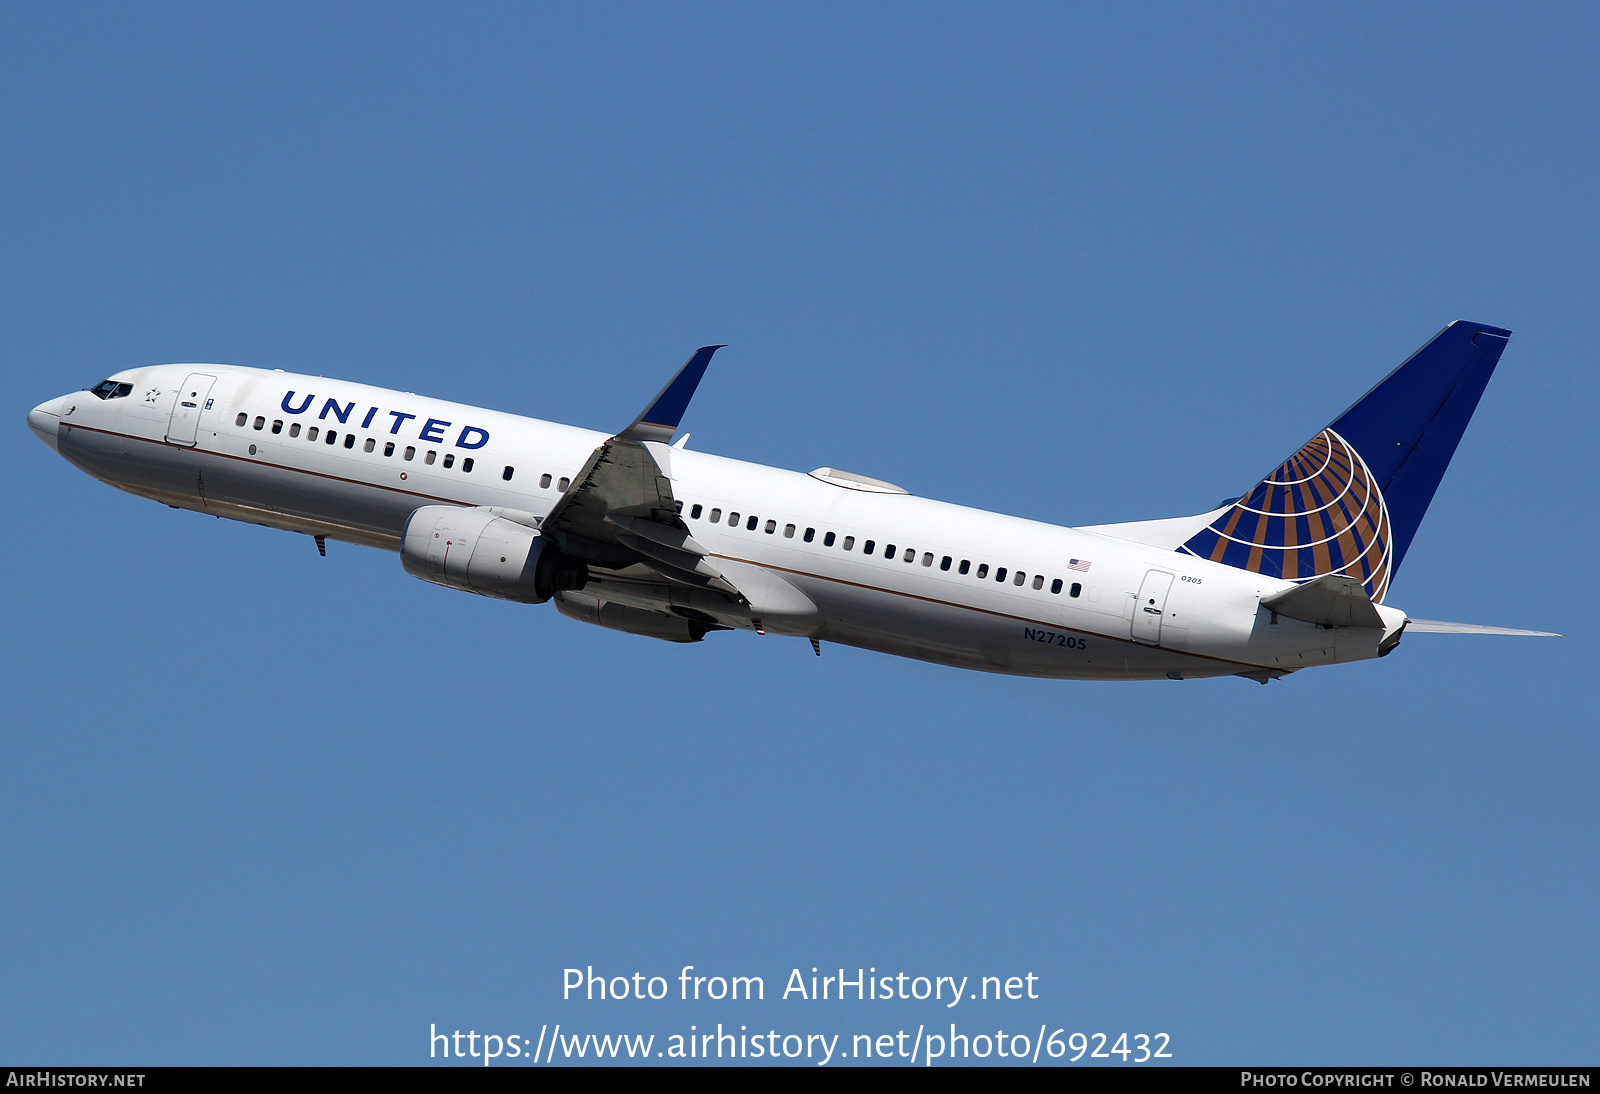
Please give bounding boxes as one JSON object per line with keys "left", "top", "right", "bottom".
{"left": 1130, "top": 569, "right": 1175, "bottom": 646}
{"left": 166, "top": 373, "right": 217, "bottom": 447}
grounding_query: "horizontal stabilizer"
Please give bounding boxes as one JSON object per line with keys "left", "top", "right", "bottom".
{"left": 1404, "top": 619, "right": 1561, "bottom": 637}
{"left": 1260, "top": 573, "right": 1384, "bottom": 629}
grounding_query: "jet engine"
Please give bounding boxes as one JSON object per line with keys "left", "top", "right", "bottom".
{"left": 554, "top": 591, "right": 717, "bottom": 643}
{"left": 401, "top": 505, "right": 587, "bottom": 603}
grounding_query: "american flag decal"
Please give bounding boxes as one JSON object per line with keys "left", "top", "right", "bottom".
{"left": 1068, "top": 559, "right": 1091, "bottom": 572}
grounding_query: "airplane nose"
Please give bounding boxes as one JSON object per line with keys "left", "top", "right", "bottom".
{"left": 28, "top": 397, "right": 62, "bottom": 452}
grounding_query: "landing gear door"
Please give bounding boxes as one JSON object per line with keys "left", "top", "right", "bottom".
{"left": 1130, "top": 569, "right": 1175, "bottom": 646}
{"left": 165, "top": 373, "right": 217, "bottom": 447}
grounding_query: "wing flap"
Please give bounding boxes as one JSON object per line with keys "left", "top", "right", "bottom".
{"left": 613, "top": 533, "right": 741, "bottom": 596}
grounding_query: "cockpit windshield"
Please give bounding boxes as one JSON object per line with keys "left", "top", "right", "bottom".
{"left": 89, "top": 380, "right": 132, "bottom": 400}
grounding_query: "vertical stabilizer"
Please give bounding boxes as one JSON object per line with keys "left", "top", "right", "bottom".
{"left": 1179, "top": 321, "right": 1511, "bottom": 601}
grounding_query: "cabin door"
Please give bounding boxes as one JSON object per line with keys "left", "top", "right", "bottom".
{"left": 165, "top": 373, "right": 217, "bottom": 447}
{"left": 1130, "top": 570, "right": 1175, "bottom": 646}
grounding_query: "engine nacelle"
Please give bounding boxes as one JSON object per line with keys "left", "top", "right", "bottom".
{"left": 554, "top": 591, "right": 714, "bottom": 643}
{"left": 401, "top": 505, "right": 587, "bottom": 603}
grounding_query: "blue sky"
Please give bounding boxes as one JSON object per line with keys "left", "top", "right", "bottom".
{"left": 2, "top": 2, "right": 1595, "bottom": 1065}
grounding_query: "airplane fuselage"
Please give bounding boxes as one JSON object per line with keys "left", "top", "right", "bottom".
{"left": 29, "top": 362, "right": 1406, "bottom": 681}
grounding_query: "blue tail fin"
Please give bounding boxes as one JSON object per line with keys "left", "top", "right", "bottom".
{"left": 1179, "top": 321, "right": 1511, "bottom": 602}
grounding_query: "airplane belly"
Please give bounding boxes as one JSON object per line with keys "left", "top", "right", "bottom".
{"left": 213, "top": 448, "right": 414, "bottom": 541}
{"left": 58, "top": 420, "right": 196, "bottom": 501}
{"left": 208, "top": 452, "right": 413, "bottom": 544}
{"left": 57, "top": 422, "right": 416, "bottom": 547}
{"left": 796, "top": 574, "right": 1235, "bottom": 680}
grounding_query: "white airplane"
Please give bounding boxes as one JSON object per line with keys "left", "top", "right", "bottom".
{"left": 28, "top": 321, "right": 1555, "bottom": 682}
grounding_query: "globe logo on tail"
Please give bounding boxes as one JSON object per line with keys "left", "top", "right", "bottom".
{"left": 1179, "top": 429, "right": 1392, "bottom": 602}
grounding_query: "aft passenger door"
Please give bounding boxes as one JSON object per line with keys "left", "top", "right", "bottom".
{"left": 165, "top": 373, "right": 216, "bottom": 447}
{"left": 1130, "top": 569, "right": 1175, "bottom": 645}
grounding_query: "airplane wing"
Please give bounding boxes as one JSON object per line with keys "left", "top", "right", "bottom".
{"left": 539, "top": 346, "right": 745, "bottom": 601}
{"left": 1403, "top": 619, "right": 1561, "bottom": 636}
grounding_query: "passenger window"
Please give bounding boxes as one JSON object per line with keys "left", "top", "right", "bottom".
{"left": 842, "top": 536, "right": 855, "bottom": 550}
{"left": 903, "top": 548, "right": 914, "bottom": 563}
{"left": 959, "top": 559, "right": 970, "bottom": 575}
{"left": 864, "top": 540, "right": 874, "bottom": 555}
{"left": 235, "top": 413, "right": 248, "bottom": 427}
{"left": 976, "top": 564, "right": 989, "bottom": 579}
{"left": 1014, "top": 571, "right": 1025, "bottom": 586}
{"left": 803, "top": 527, "right": 815, "bottom": 542}
{"left": 1032, "top": 575, "right": 1044, "bottom": 590}
{"left": 364, "top": 438, "right": 376, "bottom": 453}
{"left": 729, "top": 512, "right": 740, "bottom": 526}
{"left": 326, "top": 431, "right": 337, "bottom": 445}
{"left": 823, "top": 532, "right": 835, "bottom": 547}
{"left": 1051, "top": 578, "right": 1063, "bottom": 594}
{"left": 558, "top": 477, "right": 570, "bottom": 491}
{"left": 691, "top": 504, "right": 703, "bottom": 519}
{"left": 940, "top": 556, "right": 952, "bottom": 571}
{"left": 442, "top": 453, "right": 454, "bottom": 467}
{"left": 884, "top": 544, "right": 896, "bottom": 559}
{"left": 344, "top": 434, "right": 356, "bottom": 449}
{"left": 709, "top": 508, "right": 722, "bottom": 522}
{"left": 405, "top": 446, "right": 416, "bottom": 461}
{"left": 462, "top": 458, "right": 474, "bottom": 473}
{"left": 922, "top": 552, "right": 934, "bottom": 567}
{"left": 307, "top": 426, "right": 319, "bottom": 441}
{"left": 674, "top": 500, "right": 683, "bottom": 513}
{"left": 783, "top": 523, "right": 795, "bottom": 538}
{"left": 765, "top": 519, "right": 776, "bottom": 534}
{"left": 425, "top": 450, "right": 436, "bottom": 464}
{"left": 253, "top": 416, "right": 265, "bottom": 430}
{"left": 1070, "top": 582, "right": 1082, "bottom": 598}
{"left": 502, "top": 464, "right": 513, "bottom": 480}
{"left": 384, "top": 441, "right": 394, "bottom": 457}
{"left": 540, "top": 473, "right": 552, "bottom": 489}
{"left": 746, "top": 515, "right": 757, "bottom": 531}
{"left": 290, "top": 423, "right": 302, "bottom": 438}
{"left": 995, "top": 567, "right": 1007, "bottom": 582}
{"left": 271, "top": 420, "right": 282, "bottom": 434}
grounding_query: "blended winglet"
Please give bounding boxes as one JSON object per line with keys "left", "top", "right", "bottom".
{"left": 618, "top": 345, "right": 725, "bottom": 443}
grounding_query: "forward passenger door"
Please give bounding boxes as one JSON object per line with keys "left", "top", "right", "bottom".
{"left": 165, "top": 373, "right": 217, "bottom": 447}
